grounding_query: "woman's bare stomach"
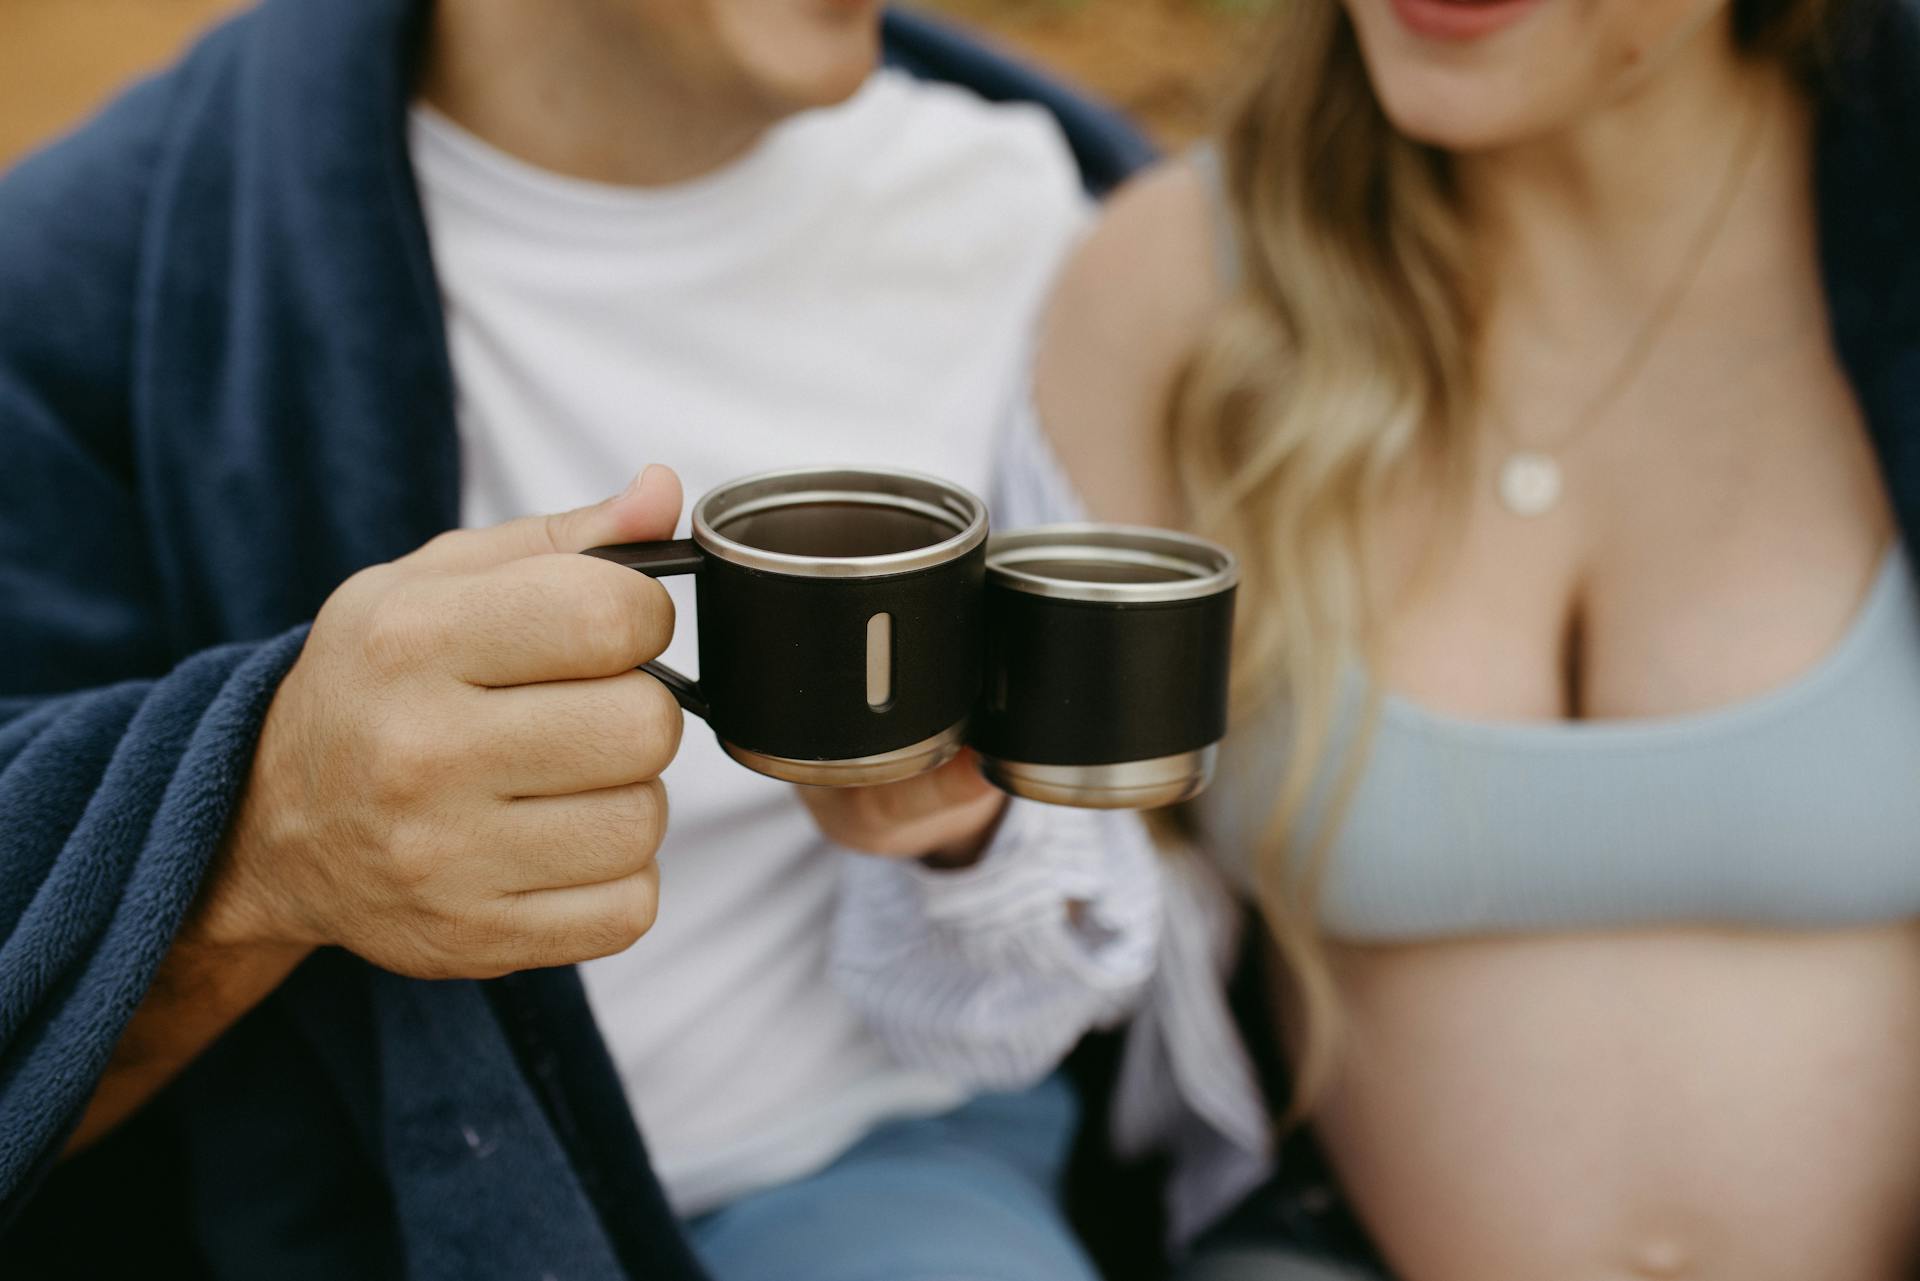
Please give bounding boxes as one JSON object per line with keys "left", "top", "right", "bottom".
{"left": 1306, "top": 924, "right": 1920, "bottom": 1281}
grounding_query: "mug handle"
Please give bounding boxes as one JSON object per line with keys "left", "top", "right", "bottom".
{"left": 582, "top": 539, "right": 711, "bottom": 721}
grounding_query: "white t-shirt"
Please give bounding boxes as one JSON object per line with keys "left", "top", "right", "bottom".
{"left": 410, "top": 68, "right": 1089, "bottom": 1216}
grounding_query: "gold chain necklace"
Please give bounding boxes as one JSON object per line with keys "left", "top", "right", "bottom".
{"left": 1490, "top": 98, "right": 1768, "bottom": 517}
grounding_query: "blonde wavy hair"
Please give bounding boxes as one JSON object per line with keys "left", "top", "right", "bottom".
{"left": 1168, "top": 0, "right": 1853, "bottom": 1117}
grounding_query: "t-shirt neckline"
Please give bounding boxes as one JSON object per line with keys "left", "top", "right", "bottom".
{"left": 407, "top": 72, "right": 891, "bottom": 246}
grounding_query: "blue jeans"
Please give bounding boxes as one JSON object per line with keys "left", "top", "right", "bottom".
{"left": 684, "top": 1075, "right": 1101, "bottom": 1281}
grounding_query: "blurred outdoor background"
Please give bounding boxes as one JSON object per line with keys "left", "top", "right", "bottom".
{"left": 0, "top": 0, "right": 1270, "bottom": 171}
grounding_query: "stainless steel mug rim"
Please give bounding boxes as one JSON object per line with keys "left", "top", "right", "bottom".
{"left": 980, "top": 746, "right": 1218, "bottom": 809}
{"left": 691, "top": 465, "right": 989, "bottom": 578}
{"left": 986, "top": 523, "right": 1240, "bottom": 604}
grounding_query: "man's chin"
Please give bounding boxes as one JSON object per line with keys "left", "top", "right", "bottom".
{"left": 806, "top": 60, "right": 877, "bottom": 109}
{"left": 736, "top": 12, "right": 881, "bottom": 114}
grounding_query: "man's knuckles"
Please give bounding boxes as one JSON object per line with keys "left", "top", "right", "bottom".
{"left": 602, "top": 779, "right": 670, "bottom": 851}
{"left": 347, "top": 554, "right": 676, "bottom": 688}
{"left": 624, "top": 673, "right": 684, "bottom": 776}
{"left": 549, "top": 669, "right": 683, "bottom": 772}
{"left": 557, "top": 782, "right": 669, "bottom": 872}
{"left": 362, "top": 715, "right": 467, "bottom": 809}
{"left": 509, "top": 555, "right": 676, "bottom": 673}
{"left": 338, "top": 570, "right": 446, "bottom": 681}
{"left": 575, "top": 873, "right": 661, "bottom": 960}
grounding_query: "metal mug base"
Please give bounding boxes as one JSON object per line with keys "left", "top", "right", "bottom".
{"left": 979, "top": 745, "right": 1218, "bottom": 810}
{"left": 721, "top": 722, "right": 967, "bottom": 788}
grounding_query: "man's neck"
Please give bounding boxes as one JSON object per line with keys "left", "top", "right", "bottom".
{"left": 419, "top": 0, "right": 779, "bottom": 187}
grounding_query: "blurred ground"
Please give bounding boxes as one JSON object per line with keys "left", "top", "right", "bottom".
{"left": 0, "top": 0, "right": 1262, "bottom": 170}
{"left": 0, "top": 0, "right": 243, "bottom": 168}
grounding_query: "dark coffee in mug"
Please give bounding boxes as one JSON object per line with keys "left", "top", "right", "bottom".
{"left": 586, "top": 468, "right": 987, "bottom": 787}
{"left": 970, "top": 525, "right": 1238, "bottom": 809}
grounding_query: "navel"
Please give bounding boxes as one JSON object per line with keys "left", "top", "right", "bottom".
{"left": 1625, "top": 1236, "right": 1696, "bottom": 1278}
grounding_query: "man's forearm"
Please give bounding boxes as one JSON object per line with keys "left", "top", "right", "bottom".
{"left": 62, "top": 931, "right": 311, "bottom": 1155}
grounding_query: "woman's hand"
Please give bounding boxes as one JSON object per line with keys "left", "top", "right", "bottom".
{"left": 798, "top": 750, "right": 1008, "bottom": 869}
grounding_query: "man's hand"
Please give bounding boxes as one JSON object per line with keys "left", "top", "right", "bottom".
{"left": 201, "top": 465, "right": 687, "bottom": 979}
{"left": 798, "top": 750, "right": 1008, "bottom": 870}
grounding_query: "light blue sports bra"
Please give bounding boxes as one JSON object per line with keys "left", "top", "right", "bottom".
{"left": 1194, "top": 546, "right": 1920, "bottom": 940}
{"left": 1187, "top": 147, "right": 1920, "bottom": 941}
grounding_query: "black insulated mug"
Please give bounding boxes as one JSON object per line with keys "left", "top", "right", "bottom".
{"left": 970, "top": 525, "right": 1238, "bottom": 809}
{"left": 586, "top": 467, "right": 988, "bottom": 787}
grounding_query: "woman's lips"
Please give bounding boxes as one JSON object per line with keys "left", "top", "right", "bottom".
{"left": 1386, "top": 0, "right": 1543, "bottom": 40}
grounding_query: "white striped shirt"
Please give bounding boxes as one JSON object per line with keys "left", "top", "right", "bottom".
{"left": 831, "top": 401, "right": 1274, "bottom": 1248}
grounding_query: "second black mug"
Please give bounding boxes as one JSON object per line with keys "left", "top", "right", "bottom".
{"left": 971, "top": 524, "right": 1238, "bottom": 809}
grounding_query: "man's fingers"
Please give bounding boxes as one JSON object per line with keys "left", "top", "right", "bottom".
{"left": 405, "top": 464, "right": 684, "bottom": 574}
{"left": 430, "top": 554, "right": 676, "bottom": 686}
{"left": 492, "top": 866, "right": 663, "bottom": 969}
{"left": 474, "top": 670, "right": 683, "bottom": 797}
{"left": 492, "top": 781, "right": 668, "bottom": 891}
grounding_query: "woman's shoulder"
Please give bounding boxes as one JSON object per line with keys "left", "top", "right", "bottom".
{"left": 1032, "top": 158, "right": 1233, "bottom": 524}
{"left": 1039, "top": 156, "right": 1231, "bottom": 378}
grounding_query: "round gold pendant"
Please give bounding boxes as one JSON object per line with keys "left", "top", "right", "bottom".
{"left": 1498, "top": 451, "right": 1562, "bottom": 516}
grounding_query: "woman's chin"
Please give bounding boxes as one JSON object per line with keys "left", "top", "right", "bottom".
{"left": 1342, "top": 0, "right": 1597, "bottom": 151}
{"left": 1371, "top": 75, "right": 1555, "bottom": 154}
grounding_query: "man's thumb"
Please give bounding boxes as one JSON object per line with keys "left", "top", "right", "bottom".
{"left": 406, "top": 465, "right": 685, "bottom": 572}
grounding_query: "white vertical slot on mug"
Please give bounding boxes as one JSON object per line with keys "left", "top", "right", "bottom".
{"left": 865, "top": 612, "right": 893, "bottom": 709}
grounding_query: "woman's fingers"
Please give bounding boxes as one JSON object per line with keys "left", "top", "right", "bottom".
{"left": 797, "top": 751, "right": 1005, "bottom": 860}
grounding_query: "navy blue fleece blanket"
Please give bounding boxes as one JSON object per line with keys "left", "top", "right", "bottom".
{"left": 0, "top": 634, "right": 307, "bottom": 1198}
{"left": 0, "top": 0, "right": 707, "bottom": 1273}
